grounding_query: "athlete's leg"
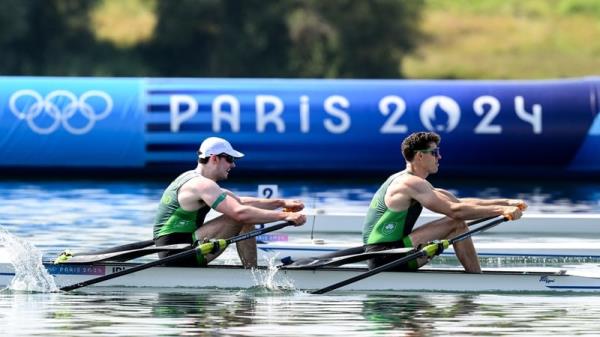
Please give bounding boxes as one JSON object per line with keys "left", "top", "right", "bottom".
{"left": 409, "top": 216, "right": 481, "bottom": 273}
{"left": 234, "top": 223, "right": 257, "bottom": 268}
{"left": 194, "top": 215, "right": 257, "bottom": 268}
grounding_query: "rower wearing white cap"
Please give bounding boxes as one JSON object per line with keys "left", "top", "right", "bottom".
{"left": 153, "top": 137, "right": 306, "bottom": 268}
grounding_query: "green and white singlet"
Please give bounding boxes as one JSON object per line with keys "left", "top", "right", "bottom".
{"left": 153, "top": 170, "right": 212, "bottom": 241}
{"left": 362, "top": 170, "right": 423, "bottom": 246}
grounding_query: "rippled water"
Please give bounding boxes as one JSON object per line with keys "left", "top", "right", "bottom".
{"left": 1, "top": 178, "right": 600, "bottom": 336}
{"left": 2, "top": 289, "right": 600, "bottom": 336}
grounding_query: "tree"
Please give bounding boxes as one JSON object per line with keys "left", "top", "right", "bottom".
{"left": 0, "top": 0, "right": 106, "bottom": 75}
{"left": 143, "top": 0, "right": 425, "bottom": 78}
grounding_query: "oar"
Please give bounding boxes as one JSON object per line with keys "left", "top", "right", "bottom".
{"left": 279, "top": 216, "right": 498, "bottom": 268}
{"left": 54, "top": 243, "right": 192, "bottom": 264}
{"left": 311, "top": 215, "right": 509, "bottom": 294}
{"left": 76, "top": 240, "right": 155, "bottom": 256}
{"left": 60, "top": 221, "right": 293, "bottom": 291}
{"left": 280, "top": 247, "right": 414, "bottom": 269}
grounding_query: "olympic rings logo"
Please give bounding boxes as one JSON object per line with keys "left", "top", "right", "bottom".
{"left": 8, "top": 89, "right": 113, "bottom": 135}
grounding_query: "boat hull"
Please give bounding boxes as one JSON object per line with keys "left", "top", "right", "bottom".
{"left": 2, "top": 262, "right": 600, "bottom": 293}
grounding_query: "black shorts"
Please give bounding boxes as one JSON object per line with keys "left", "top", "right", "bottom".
{"left": 364, "top": 236, "right": 417, "bottom": 271}
{"left": 154, "top": 232, "right": 206, "bottom": 267}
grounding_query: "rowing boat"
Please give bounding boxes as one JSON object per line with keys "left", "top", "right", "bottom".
{"left": 2, "top": 217, "right": 599, "bottom": 293}
{"left": 2, "top": 261, "right": 600, "bottom": 293}
{"left": 270, "top": 210, "right": 600, "bottom": 234}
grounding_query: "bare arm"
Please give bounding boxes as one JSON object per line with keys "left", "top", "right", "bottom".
{"left": 436, "top": 188, "right": 528, "bottom": 210}
{"left": 190, "top": 182, "right": 305, "bottom": 225}
{"left": 400, "top": 179, "right": 522, "bottom": 220}
{"left": 219, "top": 189, "right": 305, "bottom": 212}
{"left": 238, "top": 196, "right": 305, "bottom": 212}
{"left": 239, "top": 196, "right": 284, "bottom": 209}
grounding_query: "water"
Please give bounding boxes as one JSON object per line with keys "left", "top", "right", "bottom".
{"left": 0, "top": 227, "right": 57, "bottom": 292}
{"left": 1, "top": 178, "right": 600, "bottom": 336}
{"left": 2, "top": 290, "right": 600, "bottom": 336}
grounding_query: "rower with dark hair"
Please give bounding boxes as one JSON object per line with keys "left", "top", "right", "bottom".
{"left": 362, "top": 131, "right": 526, "bottom": 273}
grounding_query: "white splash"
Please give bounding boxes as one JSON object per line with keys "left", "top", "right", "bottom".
{"left": 0, "top": 227, "right": 58, "bottom": 292}
{"left": 250, "top": 254, "right": 296, "bottom": 291}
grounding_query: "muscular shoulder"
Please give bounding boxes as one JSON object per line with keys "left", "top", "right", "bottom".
{"left": 177, "top": 175, "right": 225, "bottom": 211}
{"left": 384, "top": 174, "right": 425, "bottom": 210}
{"left": 389, "top": 173, "right": 431, "bottom": 197}
{"left": 180, "top": 175, "right": 218, "bottom": 196}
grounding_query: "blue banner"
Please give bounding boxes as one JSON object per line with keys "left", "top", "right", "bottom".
{"left": 0, "top": 76, "right": 598, "bottom": 176}
{"left": 145, "top": 77, "right": 599, "bottom": 175}
{"left": 0, "top": 77, "right": 144, "bottom": 167}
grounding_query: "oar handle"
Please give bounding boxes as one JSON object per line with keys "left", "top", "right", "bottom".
{"left": 60, "top": 221, "right": 294, "bottom": 292}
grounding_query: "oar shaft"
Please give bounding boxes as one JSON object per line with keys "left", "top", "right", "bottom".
{"left": 76, "top": 240, "right": 155, "bottom": 256}
{"left": 227, "top": 222, "right": 290, "bottom": 245}
{"left": 308, "top": 250, "right": 438, "bottom": 296}
{"left": 281, "top": 217, "right": 492, "bottom": 268}
{"left": 450, "top": 217, "right": 507, "bottom": 245}
{"left": 60, "top": 221, "right": 293, "bottom": 291}
{"left": 60, "top": 248, "right": 197, "bottom": 291}
{"left": 310, "top": 215, "right": 508, "bottom": 294}
{"left": 310, "top": 249, "right": 427, "bottom": 294}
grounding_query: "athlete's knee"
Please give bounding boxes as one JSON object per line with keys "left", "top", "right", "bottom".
{"left": 452, "top": 219, "right": 468, "bottom": 232}
{"left": 240, "top": 223, "right": 255, "bottom": 233}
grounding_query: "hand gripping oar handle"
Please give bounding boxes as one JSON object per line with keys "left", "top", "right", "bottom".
{"left": 60, "top": 221, "right": 293, "bottom": 291}
{"left": 310, "top": 216, "right": 509, "bottom": 295}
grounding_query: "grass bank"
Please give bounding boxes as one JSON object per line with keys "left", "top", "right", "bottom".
{"left": 404, "top": 0, "right": 600, "bottom": 79}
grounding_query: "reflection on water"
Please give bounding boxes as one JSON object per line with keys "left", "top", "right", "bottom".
{"left": 2, "top": 289, "right": 600, "bottom": 336}
{"left": 360, "top": 293, "right": 480, "bottom": 336}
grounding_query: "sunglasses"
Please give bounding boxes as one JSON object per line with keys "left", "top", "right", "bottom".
{"left": 217, "top": 153, "right": 236, "bottom": 163}
{"left": 418, "top": 147, "right": 441, "bottom": 157}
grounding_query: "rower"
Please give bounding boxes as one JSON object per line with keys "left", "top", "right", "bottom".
{"left": 153, "top": 137, "right": 306, "bottom": 268}
{"left": 362, "top": 131, "right": 526, "bottom": 273}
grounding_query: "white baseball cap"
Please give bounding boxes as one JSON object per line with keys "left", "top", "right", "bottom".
{"left": 198, "top": 137, "right": 245, "bottom": 159}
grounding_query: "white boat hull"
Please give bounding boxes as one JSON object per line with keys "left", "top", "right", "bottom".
{"left": 2, "top": 262, "right": 600, "bottom": 293}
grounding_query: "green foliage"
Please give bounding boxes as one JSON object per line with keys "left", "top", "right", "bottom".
{"left": 306, "top": 0, "right": 424, "bottom": 78}
{"left": 140, "top": 0, "right": 425, "bottom": 78}
{"left": 1, "top": 0, "right": 597, "bottom": 79}
{"left": 557, "top": 0, "right": 600, "bottom": 15}
{"left": 404, "top": 0, "right": 600, "bottom": 79}
{"left": 426, "top": 0, "right": 600, "bottom": 17}
{"left": 0, "top": 0, "right": 426, "bottom": 78}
